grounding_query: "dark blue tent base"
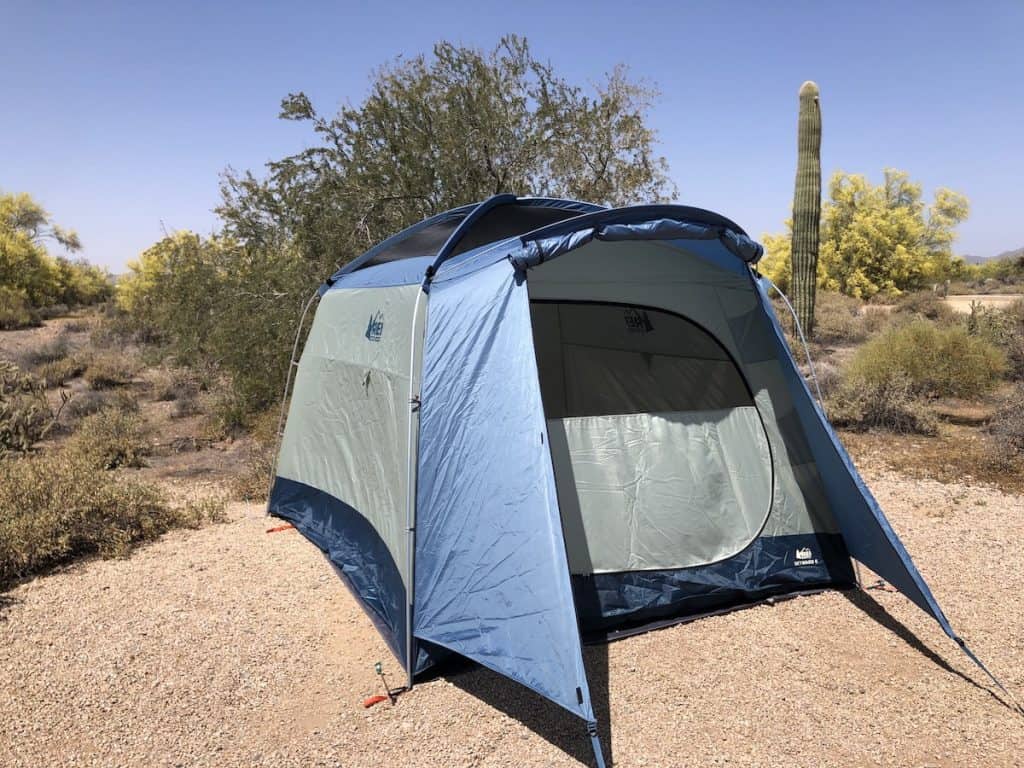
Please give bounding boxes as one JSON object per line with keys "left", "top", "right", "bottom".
{"left": 572, "top": 532, "right": 856, "bottom": 638}
{"left": 586, "top": 586, "right": 843, "bottom": 644}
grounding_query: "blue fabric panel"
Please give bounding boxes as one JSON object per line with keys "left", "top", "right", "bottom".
{"left": 719, "top": 228, "right": 764, "bottom": 263}
{"left": 517, "top": 203, "right": 751, "bottom": 241}
{"left": 752, "top": 277, "right": 956, "bottom": 639}
{"left": 574, "top": 533, "right": 853, "bottom": 635}
{"left": 510, "top": 229, "right": 596, "bottom": 269}
{"left": 431, "top": 236, "right": 522, "bottom": 283}
{"left": 597, "top": 218, "right": 762, "bottom": 263}
{"left": 415, "top": 259, "right": 596, "bottom": 721}
{"left": 326, "top": 256, "right": 433, "bottom": 291}
{"left": 506, "top": 219, "right": 762, "bottom": 274}
{"left": 269, "top": 476, "right": 410, "bottom": 669}
{"left": 598, "top": 218, "right": 719, "bottom": 242}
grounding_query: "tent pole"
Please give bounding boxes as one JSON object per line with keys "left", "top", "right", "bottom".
{"left": 403, "top": 283, "right": 427, "bottom": 689}
{"left": 266, "top": 289, "right": 321, "bottom": 515}
{"left": 587, "top": 721, "right": 607, "bottom": 768}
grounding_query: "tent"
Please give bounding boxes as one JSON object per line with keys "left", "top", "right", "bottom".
{"left": 268, "top": 195, "right": 1006, "bottom": 767}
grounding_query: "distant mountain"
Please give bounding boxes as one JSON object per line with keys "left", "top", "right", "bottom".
{"left": 962, "top": 247, "right": 1024, "bottom": 264}
{"left": 994, "top": 246, "right": 1024, "bottom": 261}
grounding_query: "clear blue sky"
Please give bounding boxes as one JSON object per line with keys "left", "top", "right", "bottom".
{"left": 3, "top": 1, "right": 1022, "bottom": 271}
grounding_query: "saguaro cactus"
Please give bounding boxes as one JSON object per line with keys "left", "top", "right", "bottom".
{"left": 791, "top": 81, "right": 822, "bottom": 336}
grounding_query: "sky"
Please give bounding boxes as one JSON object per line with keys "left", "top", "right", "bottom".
{"left": 3, "top": 1, "right": 1022, "bottom": 271}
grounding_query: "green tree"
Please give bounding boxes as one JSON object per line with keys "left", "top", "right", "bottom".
{"left": 118, "top": 230, "right": 315, "bottom": 410}
{"left": 124, "top": 36, "right": 676, "bottom": 415}
{"left": 0, "top": 191, "right": 110, "bottom": 314}
{"left": 819, "top": 170, "right": 969, "bottom": 298}
{"left": 218, "top": 35, "right": 675, "bottom": 277}
{"left": 763, "top": 170, "right": 969, "bottom": 300}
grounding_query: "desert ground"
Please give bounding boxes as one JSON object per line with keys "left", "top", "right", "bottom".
{"left": 944, "top": 294, "right": 1024, "bottom": 314}
{"left": 2, "top": 315, "right": 1023, "bottom": 768}
{"left": 2, "top": 468, "right": 1023, "bottom": 767}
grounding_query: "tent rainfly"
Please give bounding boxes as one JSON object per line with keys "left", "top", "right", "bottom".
{"left": 268, "top": 195, "right": 1011, "bottom": 767}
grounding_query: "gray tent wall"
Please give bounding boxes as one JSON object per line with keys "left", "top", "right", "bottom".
{"left": 268, "top": 196, "right": 1005, "bottom": 768}
{"left": 273, "top": 276, "right": 426, "bottom": 670}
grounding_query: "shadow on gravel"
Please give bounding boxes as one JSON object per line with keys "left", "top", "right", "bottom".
{"left": 447, "top": 645, "right": 612, "bottom": 767}
{"left": 0, "top": 593, "right": 21, "bottom": 621}
{"left": 843, "top": 588, "right": 1014, "bottom": 709}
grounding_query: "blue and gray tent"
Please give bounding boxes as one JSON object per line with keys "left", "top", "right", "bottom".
{"left": 268, "top": 195, "right": 1012, "bottom": 767}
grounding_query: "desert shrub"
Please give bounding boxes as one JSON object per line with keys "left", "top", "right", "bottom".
{"left": 37, "top": 304, "right": 70, "bottom": 320}
{"left": 988, "top": 390, "right": 1024, "bottom": 466}
{"left": 67, "top": 409, "right": 150, "bottom": 469}
{"left": 83, "top": 351, "right": 139, "bottom": 389}
{"left": 35, "top": 357, "right": 86, "bottom": 388}
{"left": 19, "top": 337, "right": 70, "bottom": 368}
{"left": 89, "top": 305, "right": 163, "bottom": 350}
{"left": 62, "top": 389, "right": 139, "bottom": 422}
{"left": 61, "top": 317, "right": 92, "bottom": 334}
{"left": 1, "top": 359, "right": 40, "bottom": 395}
{"left": 861, "top": 306, "right": 893, "bottom": 335}
{"left": 0, "top": 360, "right": 52, "bottom": 454}
{"left": 178, "top": 496, "right": 229, "bottom": 527}
{"left": 204, "top": 389, "right": 254, "bottom": 438}
{"left": 813, "top": 360, "right": 843, "bottom": 398}
{"left": 0, "top": 451, "right": 224, "bottom": 587}
{"left": 967, "top": 299, "right": 1024, "bottom": 381}
{"left": 64, "top": 390, "right": 113, "bottom": 419}
{"left": 814, "top": 291, "right": 870, "bottom": 344}
{"left": 829, "top": 372, "right": 938, "bottom": 435}
{"left": 0, "top": 449, "right": 167, "bottom": 584}
{"left": 1006, "top": 299, "right": 1024, "bottom": 380}
{"left": 230, "top": 410, "right": 279, "bottom": 501}
{"left": 150, "top": 366, "right": 199, "bottom": 403}
{"left": 0, "top": 286, "right": 40, "bottom": 329}
{"left": 845, "top": 319, "right": 1006, "bottom": 399}
{"left": 0, "top": 392, "right": 52, "bottom": 453}
{"left": 171, "top": 393, "right": 202, "bottom": 419}
{"left": 893, "top": 290, "right": 956, "bottom": 323}
{"left": 231, "top": 442, "right": 275, "bottom": 502}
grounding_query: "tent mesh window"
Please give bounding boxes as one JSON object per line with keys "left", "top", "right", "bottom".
{"left": 530, "top": 300, "right": 773, "bottom": 576}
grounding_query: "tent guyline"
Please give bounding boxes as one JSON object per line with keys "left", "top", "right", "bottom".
{"left": 267, "top": 194, "right": 1018, "bottom": 767}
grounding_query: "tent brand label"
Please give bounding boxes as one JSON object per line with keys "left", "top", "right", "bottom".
{"left": 794, "top": 547, "right": 820, "bottom": 567}
{"left": 623, "top": 308, "right": 654, "bottom": 333}
{"left": 365, "top": 311, "right": 384, "bottom": 342}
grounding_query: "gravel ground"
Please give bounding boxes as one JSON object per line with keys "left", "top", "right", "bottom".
{"left": 2, "top": 469, "right": 1022, "bottom": 768}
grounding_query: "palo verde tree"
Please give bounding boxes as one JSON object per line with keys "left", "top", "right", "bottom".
{"left": 0, "top": 192, "right": 110, "bottom": 325}
{"left": 760, "top": 169, "right": 970, "bottom": 301}
{"left": 818, "top": 170, "right": 969, "bottom": 298}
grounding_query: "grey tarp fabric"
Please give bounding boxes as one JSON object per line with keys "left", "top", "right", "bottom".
{"left": 414, "top": 258, "right": 597, "bottom": 723}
